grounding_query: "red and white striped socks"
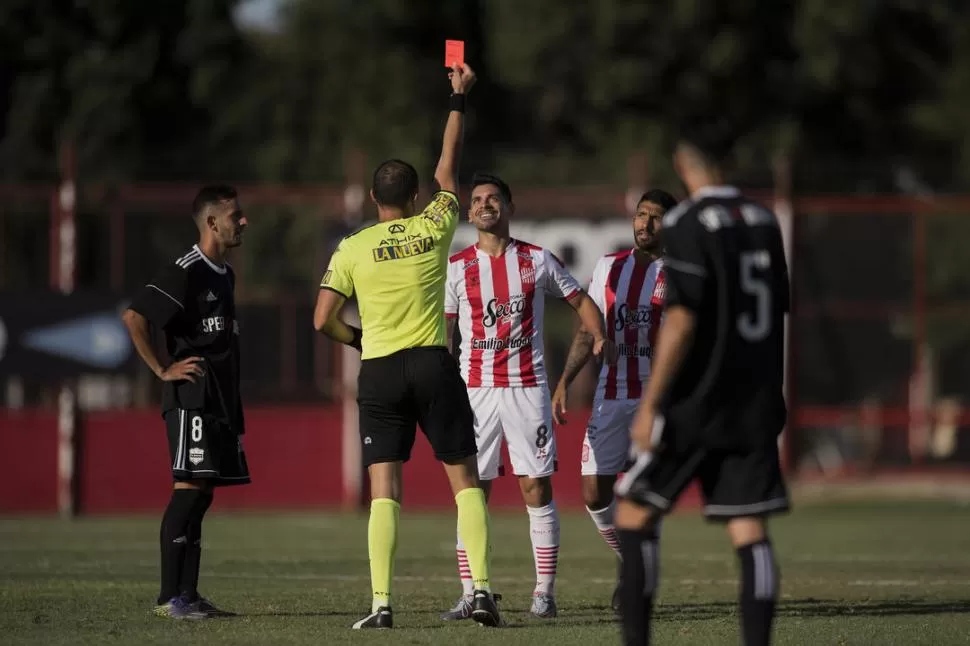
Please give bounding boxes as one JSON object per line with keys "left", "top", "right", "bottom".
{"left": 528, "top": 502, "right": 560, "bottom": 596}
{"left": 587, "top": 501, "right": 622, "bottom": 558}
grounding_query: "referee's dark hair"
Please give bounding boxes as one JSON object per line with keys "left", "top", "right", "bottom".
{"left": 471, "top": 172, "right": 512, "bottom": 204}
{"left": 638, "top": 189, "right": 677, "bottom": 212}
{"left": 372, "top": 159, "right": 419, "bottom": 208}
{"left": 192, "top": 184, "right": 238, "bottom": 223}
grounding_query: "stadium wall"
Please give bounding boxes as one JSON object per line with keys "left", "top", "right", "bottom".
{"left": 0, "top": 406, "right": 598, "bottom": 514}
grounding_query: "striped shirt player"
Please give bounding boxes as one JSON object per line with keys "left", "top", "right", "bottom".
{"left": 550, "top": 188, "right": 677, "bottom": 613}
{"left": 446, "top": 238, "right": 582, "bottom": 479}
{"left": 442, "top": 173, "right": 609, "bottom": 621}
{"left": 582, "top": 251, "right": 666, "bottom": 475}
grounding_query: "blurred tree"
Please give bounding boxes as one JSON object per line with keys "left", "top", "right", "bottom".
{"left": 0, "top": 0, "right": 255, "bottom": 181}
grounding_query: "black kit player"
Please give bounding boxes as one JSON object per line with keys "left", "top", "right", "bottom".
{"left": 122, "top": 185, "right": 250, "bottom": 620}
{"left": 614, "top": 122, "right": 791, "bottom": 646}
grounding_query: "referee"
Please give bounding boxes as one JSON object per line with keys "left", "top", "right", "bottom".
{"left": 314, "top": 63, "right": 502, "bottom": 630}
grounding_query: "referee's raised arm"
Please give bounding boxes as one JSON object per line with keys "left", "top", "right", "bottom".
{"left": 434, "top": 63, "right": 476, "bottom": 194}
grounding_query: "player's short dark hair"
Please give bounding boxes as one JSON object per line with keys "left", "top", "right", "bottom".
{"left": 638, "top": 189, "right": 677, "bottom": 213}
{"left": 677, "top": 115, "right": 739, "bottom": 165}
{"left": 372, "top": 159, "right": 419, "bottom": 208}
{"left": 471, "top": 172, "right": 512, "bottom": 204}
{"left": 192, "top": 184, "right": 238, "bottom": 220}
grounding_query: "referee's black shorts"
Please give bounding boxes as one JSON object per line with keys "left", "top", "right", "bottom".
{"left": 357, "top": 346, "right": 477, "bottom": 466}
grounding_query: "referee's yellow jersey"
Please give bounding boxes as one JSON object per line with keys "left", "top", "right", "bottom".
{"left": 320, "top": 190, "right": 460, "bottom": 360}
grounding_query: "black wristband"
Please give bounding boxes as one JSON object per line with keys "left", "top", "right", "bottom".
{"left": 449, "top": 93, "right": 466, "bottom": 113}
{"left": 347, "top": 326, "right": 363, "bottom": 352}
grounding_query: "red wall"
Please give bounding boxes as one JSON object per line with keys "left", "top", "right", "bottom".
{"left": 0, "top": 410, "right": 59, "bottom": 512}
{"left": 0, "top": 406, "right": 606, "bottom": 513}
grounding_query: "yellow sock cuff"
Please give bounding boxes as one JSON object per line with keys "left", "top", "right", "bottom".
{"left": 455, "top": 487, "right": 485, "bottom": 506}
{"left": 371, "top": 498, "right": 401, "bottom": 511}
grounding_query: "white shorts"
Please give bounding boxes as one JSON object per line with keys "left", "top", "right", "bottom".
{"left": 468, "top": 387, "right": 556, "bottom": 480}
{"left": 581, "top": 398, "right": 639, "bottom": 476}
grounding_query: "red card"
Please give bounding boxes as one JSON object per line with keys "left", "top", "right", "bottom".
{"left": 445, "top": 40, "right": 465, "bottom": 68}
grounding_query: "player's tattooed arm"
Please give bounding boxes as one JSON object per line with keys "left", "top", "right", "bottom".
{"left": 551, "top": 326, "right": 594, "bottom": 424}
{"left": 561, "top": 327, "right": 595, "bottom": 388}
{"left": 566, "top": 290, "right": 616, "bottom": 363}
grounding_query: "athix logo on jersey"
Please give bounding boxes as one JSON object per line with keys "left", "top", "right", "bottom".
{"left": 482, "top": 295, "right": 527, "bottom": 327}
{"left": 613, "top": 303, "right": 651, "bottom": 332}
{"left": 372, "top": 237, "right": 434, "bottom": 262}
{"left": 388, "top": 223, "right": 406, "bottom": 233}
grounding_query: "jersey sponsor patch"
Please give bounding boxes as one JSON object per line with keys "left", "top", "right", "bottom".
{"left": 372, "top": 236, "right": 434, "bottom": 262}
{"left": 424, "top": 200, "right": 451, "bottom": 225}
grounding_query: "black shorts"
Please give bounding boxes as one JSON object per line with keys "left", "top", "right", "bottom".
{"left": 615, "top": 443, "right": 789, "bottom": 520}
{"left": 164, "top": 408, "right": 251, "bottom": 486}
{"left": 357, "top": 346, "right": 477, "bottom": 466}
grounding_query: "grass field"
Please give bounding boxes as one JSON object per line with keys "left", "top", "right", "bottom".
{"left": 2, "top": 499, "right": 969, "bottom": 645}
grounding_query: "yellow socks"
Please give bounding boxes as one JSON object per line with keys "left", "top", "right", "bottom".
{"left": 455, "top": 487, "right": 491, "bottom": 592}
{"left": 368, "top": 498, "right": 400, "bottom": 612}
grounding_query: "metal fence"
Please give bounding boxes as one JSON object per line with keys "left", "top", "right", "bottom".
{"left": 3, "top": 183, "right": 970, "bottom": 477}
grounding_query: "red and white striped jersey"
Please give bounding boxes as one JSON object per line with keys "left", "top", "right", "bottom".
{"left": 588, "top": 251, "right": 665, "bottom": 401}
{"left": 446, "top": 239, "right": 581, "bottom": 388}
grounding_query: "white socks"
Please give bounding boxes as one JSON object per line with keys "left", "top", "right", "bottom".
{"left": 528, "top": 502, "right": 560, "bottom": 596}
{"left": 587, "top": 501, "right": 622, "bottom": 558}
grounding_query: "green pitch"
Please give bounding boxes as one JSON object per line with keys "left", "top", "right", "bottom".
{"left": 2, "top": 500, "right": 969, "bottom": 645}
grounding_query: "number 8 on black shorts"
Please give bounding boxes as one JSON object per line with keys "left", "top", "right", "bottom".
{"left": 164, "top": 408, "right": 251, "bottom": 485}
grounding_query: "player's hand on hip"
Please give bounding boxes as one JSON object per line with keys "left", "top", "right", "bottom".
{"left": 449, "top": 63, "right": 476, "bottom": 95}
{"left": 593, "top": 336, "right": 618, "bottom": 364}
{"left": 159, "top": 357, "right": 205, "bottom": 383}
{"left": 551, "top": 381, "right": 569, "bottom": 425}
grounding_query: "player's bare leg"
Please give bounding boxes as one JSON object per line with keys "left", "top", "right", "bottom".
{"left": 442, "top": 456, "right": 503, "bottom": 627}
{"left": 518, "top": 475, "right": 559, "bottom": 618}
{"left": 155, "top": 479, "right": 212, "bottom": 620}
{"left": 352, "top": 462, "right": 402, "bottom": 629}
{"left": 727, "top": 517, "right": 778, "bottom": 646}
{"left": 615, "top": 499, "right": 661, "bottom": 646}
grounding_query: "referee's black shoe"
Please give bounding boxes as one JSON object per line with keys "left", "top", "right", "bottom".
{"left": 471, "top": 590, "right": 504, "bottom": 627}
{"left": 352, "top": 607, "right": 392, "bottom": 629}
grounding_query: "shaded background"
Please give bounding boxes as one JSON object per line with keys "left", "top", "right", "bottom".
{"left": 3, "top": 0, "right": 970, "bottom": 512}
